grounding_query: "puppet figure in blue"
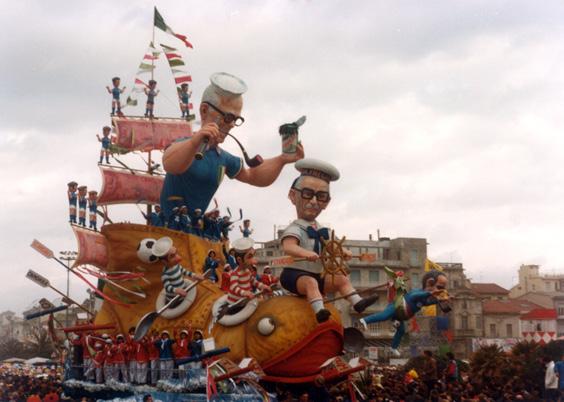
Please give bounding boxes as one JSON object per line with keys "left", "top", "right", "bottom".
{"left": 96, "top": 126, "right": 113, "bottom": 165}
{"left": 67, "top": 181, "right": 78, "bottom": 224}
{"left": 204, "top": 250, "right": 219, "bottom": 282}
{"left": 178, "top": 83, "right": 192, "bottom": 119}
{"left": 88, "top": 190, "right": 98, "bottom": 231}
{"left": 359, "top": 269, "right": 450, "bottom": 357}
{"left": 106, "top": 77, "right": 126, "bottom": 116}
{"left": 240, "top": 219, "right": 253, "bottom": 238}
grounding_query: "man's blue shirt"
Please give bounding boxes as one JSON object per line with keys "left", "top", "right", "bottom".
{"left": 160, "top": 138, "right": 242, "bottom": 220}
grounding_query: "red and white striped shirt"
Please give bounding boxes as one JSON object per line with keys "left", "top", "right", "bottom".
{"left": 228, "top": 268, "right": 260, "bottom": 304}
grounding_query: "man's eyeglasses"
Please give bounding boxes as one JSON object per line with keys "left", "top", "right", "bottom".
{"left": 292, "top": 186, "right": 331, "bottom": 202}
{"left": 203, "top": 102, "right": 245, "bottom": 127}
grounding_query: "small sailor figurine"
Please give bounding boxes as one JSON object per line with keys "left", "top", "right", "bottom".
{"left": 77, "top": 185, "right": 88, "bottom": 227}
{"left": 204, "top": 250, "right": 219, "bottom": 283}
{"left": 96, "top": 126, "right": 113, "bottom": 165}
{"left": 191, "top": 208, "right": 204, "bottom": 237}
{"left": 178, "top": 83, "right": 192, "bottom": 119}
{"left": 167, "top": 207, "right": 181, "bottom": 230}
{"left": 219, "top": 215, "right": 234, "bottom": 240}
{"left": 152, "top": 236, "right": 205, "bottom": 303}
{"left": 239, "top": 219, "right": 253, "bottom": 238}
{"left": 179, "top": 205, "right": 191, "bottom": 232}
{"left": 67, "top": 181, "right": 78, "bottom": 224}
{"left": 88, "top": 190, "right": 98, "bottom": 231}
{"left": 106, "top": 77, "right": 126, "bottom": 116}
{"left": 280, "top": 159, "right": 378, "bottom": 323}
{"left": 227, "top": 237, "right": 271, "bottom": 307}
{"left": 144, "top": 80, "right": 159, "bottom": 118}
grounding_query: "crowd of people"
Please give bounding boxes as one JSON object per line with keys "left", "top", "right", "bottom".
{"left": 0, "top": 363, "right": 65, "bottom": 402}
{"left": 141, "top": 204, "right": 253, "bottom": 242}
{"left": 67, "top": 326, "right": 207, "bottom": 386}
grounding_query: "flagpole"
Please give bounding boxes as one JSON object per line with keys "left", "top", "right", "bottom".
{"left": 151, "top": 7, "right": 156, "bottom": 81}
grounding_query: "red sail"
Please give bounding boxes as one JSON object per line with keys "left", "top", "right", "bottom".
{"left": 113, "top": 116, "right": 192, "bottom": 152}
{"left": 72, "top": 226, "right": 109, "bottom": 269}
{"left": 97, "top": 166, "right": 163, "bottom": 206}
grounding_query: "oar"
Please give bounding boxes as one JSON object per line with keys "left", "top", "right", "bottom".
{"left": 215, "top": 288, "right": 268, "bottom": 321}
{"left": 25, "top": 269, "right": 95, "bottom": 317}
{"left": 269, "top": 253, "right": 377, "bottom": 266}
{"left": 134, "top": 270, "right": 210, "bottom": 341}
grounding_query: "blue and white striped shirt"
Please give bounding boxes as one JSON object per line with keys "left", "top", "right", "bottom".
{"left": 161, "top": 264, "right": 193, "bottom": 301}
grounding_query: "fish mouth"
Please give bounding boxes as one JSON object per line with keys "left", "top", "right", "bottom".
{"left": 261, "top": 320, "right": 344, "bottom": 383}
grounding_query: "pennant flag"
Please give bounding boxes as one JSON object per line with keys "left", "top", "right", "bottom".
{"left": 154, "top": 7, "right": 193, "bottom": 48}
{"left": 160, "top": 43, "right": 193, "bottom": 114}
{"left": 124, "top": 42, "right": 161, "bottom": 108}
{"left": 425, "top": 258, "right": 444, "bottom": 272}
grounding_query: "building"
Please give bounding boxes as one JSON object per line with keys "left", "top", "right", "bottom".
{"left": 509, "top": 264, "right": 564, "bottom": 298}
{"left": 471, "top": 283, "right": 509, "bottom": 301}
{"left": 439, "top": 262, "right": 483, "bottom": 358}
{"left": 520, "top": 308, "right": 557, "bottom": 344}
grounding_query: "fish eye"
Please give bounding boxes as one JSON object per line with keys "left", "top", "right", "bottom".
{"left": 257, "top": 317, "right": 276, "bottom": 336}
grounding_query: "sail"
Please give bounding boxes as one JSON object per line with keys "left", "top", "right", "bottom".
{"left": 112, "top": 116, "right": 192, "bottom": 152}
{"left": 71, "top": 225, "right": 109, "bottom": 269}
{"left": 97, "top": 166, "right": 164, "bottom": 206}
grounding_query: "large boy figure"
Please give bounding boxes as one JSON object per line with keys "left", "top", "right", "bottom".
{"left": 280, "top": 159, "right": 378, "bottom": 323}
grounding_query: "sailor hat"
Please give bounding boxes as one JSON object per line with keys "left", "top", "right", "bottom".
{"left": 67, "top": 181, "right": 78, "bottom": 187}
{"left": 78, "top": 185, "right": 87, "bottom": 191}
{"left": 88, "top": 190, "right": 98, "bottom": 195}
{"left": 210, "top": 72, "right": 248, "bottom": 97}
{"left": 232, "top": 237, "right": 255, "bottom": 253}
{"left": 152, "top": 236, "right": 174, "bottom": 258}
{"left": 295, "top": 158, "right": 340, "bottom": 182}
{"left": 116, "top": 334, "right": 124, "bottom": 339}
{"left": 161, "top": 330, "right": 170, "bottom": 336}
{"left": 180, "top": 329, "right": 189, "bottom": 335}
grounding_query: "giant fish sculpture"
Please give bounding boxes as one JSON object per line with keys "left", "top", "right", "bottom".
{"left": 92, "top": 223, "right": 345, "bottom": 383}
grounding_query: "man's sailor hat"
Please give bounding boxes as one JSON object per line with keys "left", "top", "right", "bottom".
{"left": 210, "top": 72, "right": 247, "bottom": 97}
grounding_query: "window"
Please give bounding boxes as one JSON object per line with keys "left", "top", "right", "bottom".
{"left": 453, "top": 280, "right": 460, "bottom": 289}
{"left": 350, "top": 270, "right": 361, "bottom": 284}
{"left": 557, "top": 307, "right": 564, "bottom": 316}
{"left": 506, "top": 324, "right": 513, "bottom": 337}
{"left": 383, "top": 248, "right": 390, "bottom": 260}
{"left": 536, "top": 323, "right": 542, "bottom": 331}
{"left": 409, "top": 249, "right": 419, "bottom": 266}
{"left": 369, "top": 270, "right": 380, "bottom": 283}
{"left": 546, "top": 282, "right": 551, "bottom": 291}
{"left": 412, "top": 273, "right": 419, "bottom": 287}
{"left": 490, "top": 324, "right": 496, "bottom": 337}
{"left": 462, "top": 300, "right": 468, "bottom": 309}
{"left": 476, "top": 316, "right": 482, "bottom": 329}
{"left": 266, "top": 251, "right": 273, "bottom": 257}
{"left": 461, "top": 316, "right": 468, "bottom": 330}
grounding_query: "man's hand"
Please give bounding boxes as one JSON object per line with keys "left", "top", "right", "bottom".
{"left": 174, "top": 288, "right": 188, "bottom": 297}
{"left": 280, "top": 143, "right": 305, "bottom": 164}
{"left": 195, "top": 123, "right": 221, "bottom": 147}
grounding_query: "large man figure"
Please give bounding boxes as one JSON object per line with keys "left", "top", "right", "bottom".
{"left": 280, "top": 159, "right": 378, "bottom": 323}
{"left": 160, "top": 72, "right": 304, "bottom": 222}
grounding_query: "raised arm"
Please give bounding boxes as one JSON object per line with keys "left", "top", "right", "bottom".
{"left": 162, "top": 123, "right": 221, "bottom": 174}
{"left": 235, "top": 143, "right": 304, "bottom": 187}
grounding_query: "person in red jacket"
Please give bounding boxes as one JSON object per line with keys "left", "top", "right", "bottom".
{"left": 112, "top": 334, "right": 129, "bottom": 382}
{"left": 147, "top": 329, "right": 160, "bottom": 385}
{"left": 174, "top": 327, "right": 192, "bottom": 379}
{"left": 135, "top": 336, "right": 150, "bottom": 384}
{"left": 260, "top": 266, "right": 279, "bottom": 287}
{"left": 103, "top": 337, "right": 114, "bottom": 382}
{"left": 88, "top": 341, "right": 105, "bottom": 384}
{"left": 220, "top": 264, "right": 232, "bottom": 292}
{"left": 127, "top": 327, "right": 138, "bottom": 384}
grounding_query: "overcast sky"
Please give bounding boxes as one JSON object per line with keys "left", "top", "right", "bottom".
{"left": 2, "top": 0, "right": 564, "bottom": 314}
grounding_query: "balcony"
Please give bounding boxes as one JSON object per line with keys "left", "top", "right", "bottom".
{"left": 455, "top": 329, "right": 479, "bottom": 337}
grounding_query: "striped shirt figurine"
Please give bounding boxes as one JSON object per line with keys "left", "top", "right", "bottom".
{"left": 227, "top": 237, "right": 270, "bottom": 305}
{"left": 151, "top": 236, "right": 204, "bottom": 302}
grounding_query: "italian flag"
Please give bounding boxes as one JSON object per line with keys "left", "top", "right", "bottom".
{"left": 154, "top": 7, "right": 193, "bottom": 49}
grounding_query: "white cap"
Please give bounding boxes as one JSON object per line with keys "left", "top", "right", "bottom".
{"left": 153, "top": 237, "right": 174, "bottom": 258}
{"left": 295, "top": 158, "right": 340, "bottom": 182}
{"left": 210, "top": 72, "right": 247, "bottom": 96}
{"left": 231, "top": 237, "right": 255, "bottom": 253}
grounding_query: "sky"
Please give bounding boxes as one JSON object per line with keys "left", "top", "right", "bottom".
{"left": 2, "top": 0, "right": 564, "bottom": 314}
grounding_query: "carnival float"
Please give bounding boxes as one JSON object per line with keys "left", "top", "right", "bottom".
{"left": 24, "top": 7, "right": 450, "bottom": 401}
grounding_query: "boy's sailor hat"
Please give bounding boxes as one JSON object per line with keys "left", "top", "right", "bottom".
{"left": 210, "top": 72, "right": 247, "bottom": 97}
{"left": 232, "top": 237, "right": 255, "bottom": 253}
{"left": 153, "top": 236, "right": 174, "bottom": 258}
{"left": 295, "top": 159, "right": 340, "bottom": 182}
